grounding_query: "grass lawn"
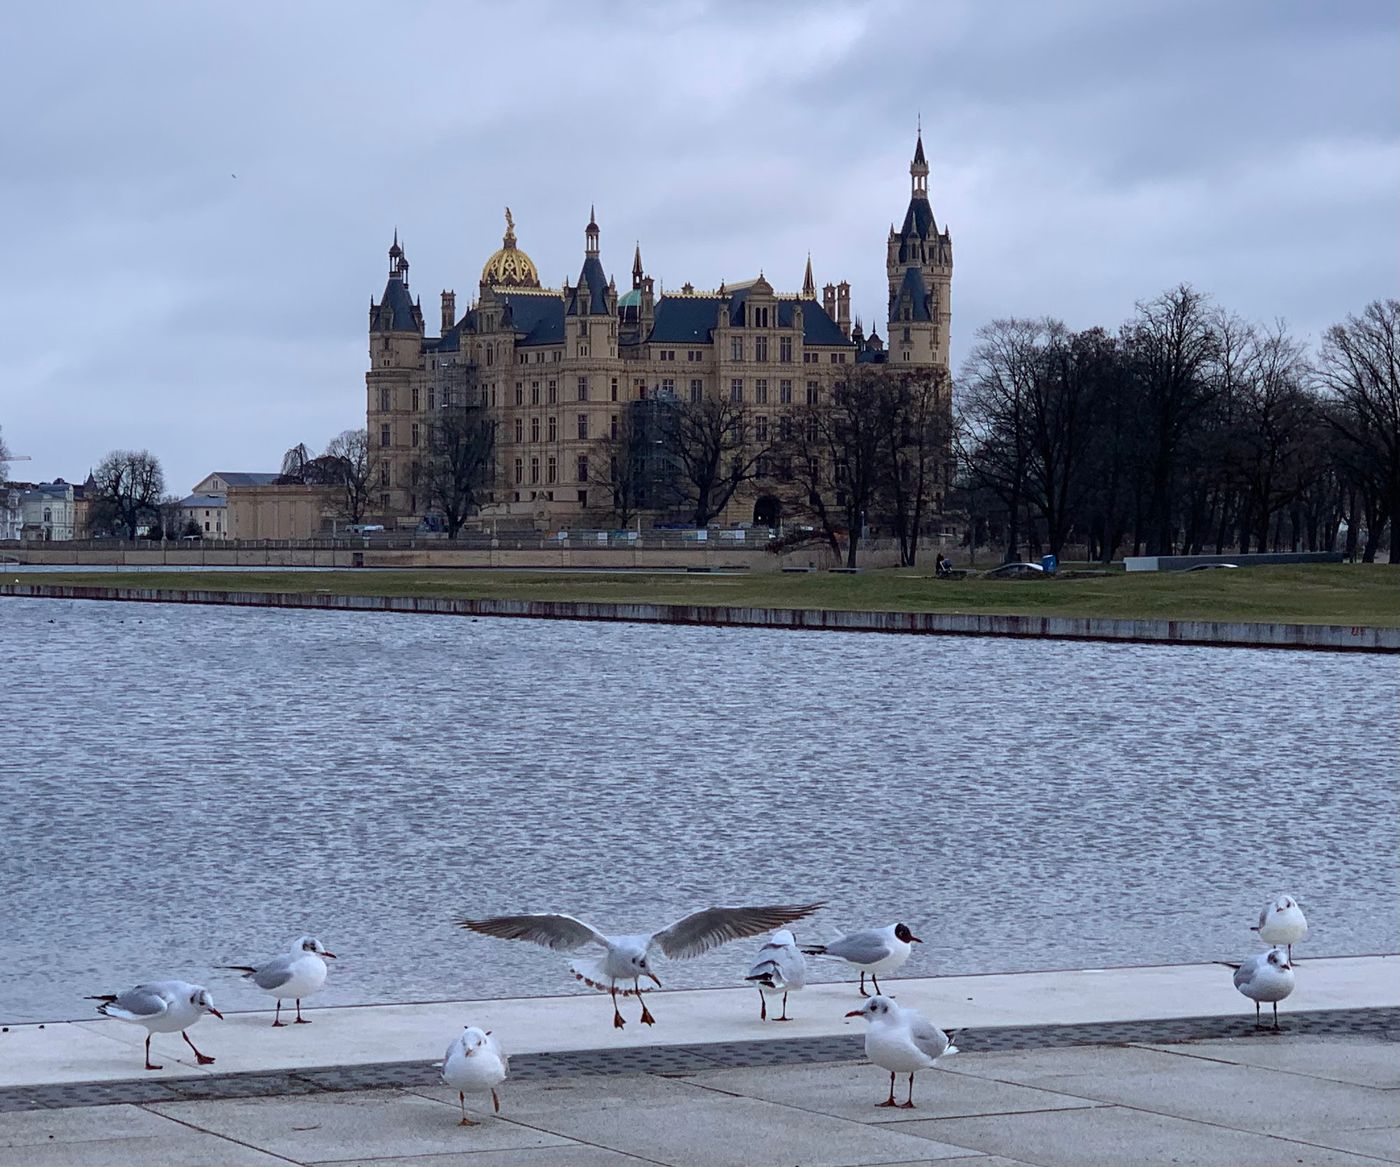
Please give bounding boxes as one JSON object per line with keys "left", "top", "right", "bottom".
{"left": 9, "top": 564, "right": 1399, "bottom": 627}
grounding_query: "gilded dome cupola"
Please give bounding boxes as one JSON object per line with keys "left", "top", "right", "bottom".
{"left": 481, "top": 207, "right": 541, "bottom": 288}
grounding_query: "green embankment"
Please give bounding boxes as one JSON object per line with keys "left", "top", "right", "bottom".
{"left": 8, "top": 564, "right": 1398, "bottom": 627}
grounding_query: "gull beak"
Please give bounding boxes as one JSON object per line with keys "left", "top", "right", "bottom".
{"left": 844, "top": 1009, "right": 863, "bottom": 1018}
{"left": 646, "top": 971, "right": 662, "bottom": 987}
{"left": 322, "top": 952, "right": 338, "bottom": 960}
{"left": 910, "top": 936, "right": 924, "bottom": 944}
{"left": 209, "top": 1008, "right": 225, "bottom": 1020}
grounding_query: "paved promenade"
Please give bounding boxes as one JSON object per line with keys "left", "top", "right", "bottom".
{"left": 2, "top": 958, "right": 1396, "bottom": 1166}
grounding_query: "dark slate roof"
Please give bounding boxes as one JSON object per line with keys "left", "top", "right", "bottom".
{"left": 376, "top": 274, "right": 421, "bottom": 332}
{"left": 913, "top": 133, "right": 926, "bottom": 166}
{"left": 647, "top": 293, "right": 853, "bottom": 347}
{"left": 899, "top": 195, "right": 937, "bottom": 241}
{"left": 503, "top": 293, "right": 565, "bottom": 345}
{"left": 889, "top": 266, "right": 932, "bottom": 322}
{"left": 215, "top": 472, "right": 280, "bottom": 486}
{"left": 566, "top": 256, "right": 610, "bottom": 316}
{"left": 179, "top": 493, "right": 226, "bottom": 508}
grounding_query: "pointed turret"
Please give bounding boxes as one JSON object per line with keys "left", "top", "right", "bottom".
{"left": 585, "top": 205, "right": 599, "bottom": 257}
{"left": 632, "top": 242, "right": 644, "bottom": 290}
{"left": 802, "top": 254, "right": 816, "bottom": 299}
{"left": 371, "top": 230, "right": 423, "bottom": 334}
{"left": 567, "top": 206, "right": 610, "bottom": 317}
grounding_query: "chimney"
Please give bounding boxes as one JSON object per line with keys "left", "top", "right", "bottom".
{"left": 836, "top": 281, "right": 851, "bottom": 339}
{"left": 441, "top": 290, "right": 456, "bottom": 333}
{"left": 822, "top": 282, "right": 836, "bottom": 321}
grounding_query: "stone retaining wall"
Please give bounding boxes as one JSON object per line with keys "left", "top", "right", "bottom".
{"left": 3, "top": 584, "right": 1395, "bottom": 652}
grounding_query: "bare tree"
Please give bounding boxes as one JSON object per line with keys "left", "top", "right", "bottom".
{"left": 89, "top": 450, "right": 165, "bottom": 538}
{"left": 669, "top": 397, "right": 770, "bottom": 529}
{"left": 0, "top": 425, "right": 11, "bottom": 488}
{"left": 278, "top": 442, "right": 313, "bottom": 483}
{"left": 1317, "top": 299, "right": 1400, "bottom": 563}
{"left": 593, "top": 399, "right": 681, "bottom": 528}
{"left": 323, "top": 429, "right": 377, "bottom": 524}
{"left": 423, "top": 406, "right": 496, "bottom": 537}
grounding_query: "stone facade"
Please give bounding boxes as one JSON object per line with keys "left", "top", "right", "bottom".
{"left": 227, "top": 484, "right": 339, "bottom": 540}
{"left": 365, "top": 135, "right": 952, "bottom": 528}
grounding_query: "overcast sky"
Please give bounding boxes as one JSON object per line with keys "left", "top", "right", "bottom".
{"left": 3, "top": 0, "right": 1396, "bottom": 494}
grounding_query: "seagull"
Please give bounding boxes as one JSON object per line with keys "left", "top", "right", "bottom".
{"left": 743, "top": 929, "right": 806, "bottom": 1021}
{"left": 1251, "top": 894, "right": 1307, "bottom": 959}
{"left": 441, "top": 1025, "right": 508, "bottom": 1126}
{"left": 220, "top": 935, "right": 336, "bottom": 1026}
{"left": 846, "top": 995, "right": 959, "bottom": 1108}
{"left": 457, "top": 903, "right": 823, "bottom": 1029}
{"left": 86, "top": 981, "right": 223, "bottom": 1070}
{"left": 802, "top": 922, "right": 922, "bottom": 996}
{"left": 1221, "top": 948, "right": 1295, "bottom": 1031}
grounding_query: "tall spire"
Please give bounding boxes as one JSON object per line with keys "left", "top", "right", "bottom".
{"left": 632, "top": 241, "right": 643, "bottom": 289}
{"left": 585, "top": 205, "right": 600, "bottom": 257}
{"left": 388, "top": 228, "right": 403, "bottom": 275}
{"left": 910, "top": 126, "right": 929, "bottom": 198}
{"left": 802, "top": 253, "right": 816, "bottom": 298}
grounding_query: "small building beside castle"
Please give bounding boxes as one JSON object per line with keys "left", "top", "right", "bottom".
{"left": 365, "top": 134, "right": 951, "bottom": 529}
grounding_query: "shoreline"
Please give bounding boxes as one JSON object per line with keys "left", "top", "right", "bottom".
{"left": 3, "top": 582, "right": 1397, "bottom": 652}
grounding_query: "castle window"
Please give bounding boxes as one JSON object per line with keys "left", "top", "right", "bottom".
{"left": 577, "top": 377, "right": 589, "bottom": 402}
{"left": 380, "top": 423, "right": 391, "bottom": 448}
{"left": 779, "top": 415, "right": 792, "bottom": 440}
{"left": 755, "top": 379, "right": 768, "bottom": 405}
{"left": 379, "top": 387, "right": 391, "bottom": 412}
{"left": 531, "top": 417, "right": 541, "bottom": 443}
{"left": 903, "top": 351, "right": 912, "bottom": 361}
{"left": 412, "top": 387, "right": 420, "bottom": 411}
{"left": 661, "top": 378, "right": 675, "bottom": 396}
{"left": 531, "top": 381, "right": 540, "bottom": 405}
{"left": 577, "top": 414, "right": 589, "bottom": 440}
{"left": 754, "top": 306, "right": 769, "bottom": 327}
{"left": 804, "top": 351, "right": 817, "bottom": 364}
{"left": 688, "top": 350, "right": 701, "bottom": 362}
{"left": 780, "top": 380, "right": 793, "bottom": 405}
{"left": 411, "top": 424, "right": 420, "bottom": 448}
{"left": 380, "top": 493, "right": 389, "bottom": 510}
{"left": 806, "top": 381, "right": 819, "bottom": 405}
{"left": 610, "top": 377, "right": 619, "bottom": 401}
{"left": 514, "top": 458, "right": 523, "bottom": 485}
{"left": 427, "top": 387, "right": 436, "bottom": 410}
{"left": 485, "top": 345, "right": 494, "bottom": 366}
{"left": 755, "top": 415, "right": 769, "bottom": 442}
{"left": 547, "top": 380, "right": 557, "bottom": 404}
{"left": 530, "top": 457, "right": 540, "bottom": 485}
{"left": 547, "top": 456, "right": 557, "bottom": 484}
{"left": 730, "top": 337, "right": 743, "bottom": 361}
{"left": 903, "top": 327, "right": 912, "bottom": 342}
{"left": 577, "top": 455, "right": 589, "bottom": 483}
{"left": 730, "top": 378, "right": 743, "bottom": 404}
{"left": 548, "top": 416, "right": 558, "bottom": 442}
{"left": 780, "top": 336, "right": 793, "bottom": 362}
{"left": 805, "top": 416, "right": 819, "bottom": 441}
{"left": 754, "top": 336, "right": 769, "bottom": 362}
{"left": 381, "top": 338, "right": 390, "bottom": 351}
{"left": 690, "top": 378, "right": 703, "bottom": 403}
{"left": 515, "top": 383, "right": 524, "bottom": 405}
{"left": 610, "top": 414, "right": 618, "bottom": 439}
{"left": 380, "top": 464, "right": 390, "bottom": 486}
{"left": 514, "top": 418, "right": 523, "bottom": 442}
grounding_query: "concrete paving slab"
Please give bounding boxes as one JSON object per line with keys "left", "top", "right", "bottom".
{"left": 897, "top": 1105, "right": 1394, "bottom": 1167}
{"left": 147, "top": 1088, "right": 573, "bottom": 1162}
{"left": 946, "top": 1043, "right": 1399, "bottom": 1137}
{"left": 320, "top": 1149, "right": 663, "bottom": 1167}
{"left": 1140, "top": 1034, "right": 1400, "bottom": 1088}
{"left": 682, "top": 1060, "right": 1099, "bottom": 1123}
{"left": 7, "top": 955, "right": 1395, "bottom": 1088}
{"left": 453, "top": 1073, "right": 975, "bottom": 1166}
{"left": 1289, "top": 1126, "right": 1400, "bottom": 1163}
{"left": 0, "top": 1104, "right": 286, "bottom": 1166}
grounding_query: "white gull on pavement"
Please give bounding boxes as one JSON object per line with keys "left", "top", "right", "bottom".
{"left": 743, "top": 929, "right": 806, "bottom": 1021}
{"left": 1225, "top": 948, "right": 1296, "bottom": 1030}
{"left": 846, "top": 994, "right": 959, "bottom": 1108}
{"left": 220, "top": 935, "right": 337, "bottom": 1026}
{"left": 86, "top": 981, "right": 224, "bottom": 1070}
{"left": 802, "top": 922, "right": 922, "bottom": 996}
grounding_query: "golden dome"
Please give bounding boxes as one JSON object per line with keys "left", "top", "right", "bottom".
{"left": 481, "top": 206, "right": 541, "bottom": 288}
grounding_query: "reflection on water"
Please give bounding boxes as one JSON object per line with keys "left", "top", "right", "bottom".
{"left": 2, "top": 597, "right": 1395, "bottom": 1022}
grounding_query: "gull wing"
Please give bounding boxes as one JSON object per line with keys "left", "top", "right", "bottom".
{"left": 456, "top": 913, "right": 609, "bottom": 951}
{"left": 250, "top": 955, "right": 296, "bottom": 992}
{"left": 906, "top": 1013, "right": 952, "bottom": 1060}
{"left": 1232, "top": 956, "right": 1261, "bottom": 991}
{"left": 820, "top": 929, "right": 892, "bottom": 965}
{"left": 651, "top": 903, "right": 823, "bottom": 961}
{"left": 111, "top": 984, "right": 174, "bottom": 1018}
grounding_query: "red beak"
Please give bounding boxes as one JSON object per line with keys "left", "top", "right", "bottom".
{"left": 646, "top": 971, "right": 662, "bottom": 987}
{"left": 209, "top": 1008, "right": 225, "bottom": 1020}
{"left": 322, "top": 952, "right": 338, "bottom": 960}
{"left": 844, "top": 1009, "right": 863, "bottom": 1018}
{"left": 910, "top": 936, "right": 924, "bottom": 944}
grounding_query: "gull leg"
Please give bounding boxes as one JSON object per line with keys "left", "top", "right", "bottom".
{"left": 1254, "top": 1001, "right": 1261, "bottom": 1029}
{"left": 458, "top": 1091, "right": 477, "bottom": 1126}
{"left": 492, "top": 1088, "right": 501, "bottom": 1114}
{"left": 1272, "top": 1002, "right": 1281, "bottom": 1032}
{"left": 899, "top": 1072, "right": 916, "bottom": 1108}
{"left": 775, "top": 991, "right": 791, "bottom": 1022}
{"left": 876, "top": 1070, "right": 898, "bottom": 1107}
{"left": 858, "top": 971, "right": 869, "bottom": 998}
{"left": 144, "top": 1033, "right": 163, "bottom": 1071}
{"left": 758, "top": 990, "right": 767, "bottom": 1021}
{"left": 610, "top": 985, "right": 626, "bottom": 1030}
{"left": 272, "top": 999, "right": 286, "bottom": 1028}
{"left": 295, "top": 998, "right": 311, "bottom": 1024}
{"left": 871, "top": 973, "right": 884, "bottom": 996}
{"left": 181, "top": 1030, "right": 215, "bottom": 1066}
{"left": 637, "top": 979, "right": 656, "bottom": 1026}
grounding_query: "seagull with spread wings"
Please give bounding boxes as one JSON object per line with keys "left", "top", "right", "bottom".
{"left": 457, "top": 903, "right": 823, "bottom": 1029}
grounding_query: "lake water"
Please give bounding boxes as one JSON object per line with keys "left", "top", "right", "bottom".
{"left": 2, "top": 597, "right": 1395, "bottom": 1023}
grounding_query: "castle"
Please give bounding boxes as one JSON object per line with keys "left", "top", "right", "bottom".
{"left": 365, "top": 133, "right": 951, "bottom": 528}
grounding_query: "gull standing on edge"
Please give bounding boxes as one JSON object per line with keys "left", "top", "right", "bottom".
{"left": 220, "top": 936, "right": 337, "bottom": 1026}
{"left": 441, "top": 1026, "right": 508, "bottom": 1126}
{"left": 846, "top": 995, "right": 959, "bottom": 1108}
{"left": 744, "top": 929, "right": 806, "bottom": 1021}
{"left": 457, "top": 903, "right": 823, "bottom": 1029}
{"left": 86, "top": 982, "right": 223, "bottom": 1070}
{"left": 1252, "top": 894, "right": 1307, "bottom": 959}
{"left": 803, "top": 922, "right": 922, "bottom": 996}
{"left": 1222, "top": 948, "right": 1295, "bottom": 1031}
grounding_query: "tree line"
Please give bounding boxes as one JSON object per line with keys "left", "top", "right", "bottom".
{"left": 957, "top": 289, "right": 1398, "bottom": 564}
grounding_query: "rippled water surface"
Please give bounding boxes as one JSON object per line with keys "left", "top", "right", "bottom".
{"left": 2, "top": 597, "right": 1396, "bottom": 1022}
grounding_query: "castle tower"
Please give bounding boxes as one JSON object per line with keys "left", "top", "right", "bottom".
{"left": 886, "top": 129, "right": 952, "bottom": 368}
{"left": 367, "top": 230, "right": 426, "bottom": 520}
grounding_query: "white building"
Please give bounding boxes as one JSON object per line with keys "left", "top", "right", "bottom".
{"left": 9, "top": 481, "right": 76, "bottom": 541}
{"left": 178, "top": 492, "right": 230, "bottom": 539}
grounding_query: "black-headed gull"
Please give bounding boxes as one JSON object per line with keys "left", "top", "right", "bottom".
{"left": 86, "top": 981, "right": 223, "bottom": 1070}
{"left": 457, "top": 903, "right": 822, "bottom": 1028}
{"left": 1251, "top": 894, "right": 1307, "bottom": 959}
{"left": 744, "top": 929, "right": 806, "bottom": 1021}
{"left": 1224, "top": 948, "right": 1295, "bottom": 1031}
{"left": 221, "top": 935, "right": 337, "bottom": 1026}
{"left": 441, "top": 1025, "right": 508, "bottom": 1126}
{"left": 802, "top": 922, "right": 921, "bottom": 996}
{"left": 846, "top": 994, "right": 959, "bottom": 1107}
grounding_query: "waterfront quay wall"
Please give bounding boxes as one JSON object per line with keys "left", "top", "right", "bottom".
{"left": 3, "top": 584, "right": 1395, "bottom": 652}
